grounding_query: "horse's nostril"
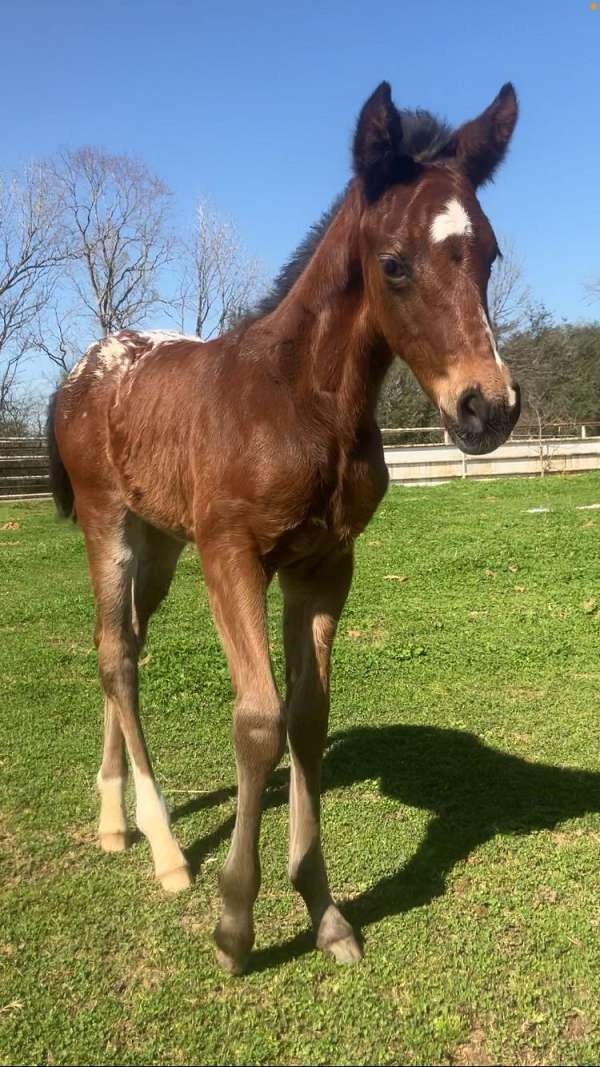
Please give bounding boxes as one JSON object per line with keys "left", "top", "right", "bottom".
{"left": 450, "top": 385, "right": 519, "bottom": 455}
{"left": 457, "top": 388, "right": 486, "bottom": 427}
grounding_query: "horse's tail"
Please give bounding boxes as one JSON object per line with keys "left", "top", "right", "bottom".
{"left": 46, "top": 389, "right": 75, "bottom": 520}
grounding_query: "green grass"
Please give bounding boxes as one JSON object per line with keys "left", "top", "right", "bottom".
{"left": 1, "top": 475, "right": 599, "bottom": 1066}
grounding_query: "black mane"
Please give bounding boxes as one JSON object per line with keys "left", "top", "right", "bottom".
{"left": 246, "top": 108, "right": 452, "bottom": 323}
{"left": 398, "top": 108, "right": 453, "bottom": 163}
{"left": 249, "top": 190, "right": 347, "bottom": 321}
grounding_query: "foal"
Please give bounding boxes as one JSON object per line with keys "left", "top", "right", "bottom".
{"left": 49, "top": 81, "right": 520, "bottom": 973}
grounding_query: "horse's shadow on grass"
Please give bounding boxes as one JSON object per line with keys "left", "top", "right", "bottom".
{"left": 171, "top": 724, "right": 600, "bottom": 972}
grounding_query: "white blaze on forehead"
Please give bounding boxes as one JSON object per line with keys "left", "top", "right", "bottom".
{"left": 430, "top": 198, "right": 474, "bottom": 243}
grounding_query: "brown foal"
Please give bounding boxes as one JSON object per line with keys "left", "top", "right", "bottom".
{"left": 48, "top": 81, "right": 520, "bottom": 973}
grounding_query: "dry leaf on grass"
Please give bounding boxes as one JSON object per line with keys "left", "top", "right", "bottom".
{"left": 454, "top": 1027, "right": 492, "bottom": 1066}
{"left": 563, "top": 1011, "right": 590, "bottom": 1041}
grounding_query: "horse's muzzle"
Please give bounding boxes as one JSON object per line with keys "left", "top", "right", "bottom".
{"left": 444, "top": 383, "right": 521, "bottom": 456}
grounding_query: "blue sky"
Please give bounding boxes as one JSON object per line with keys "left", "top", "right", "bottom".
{"left": 2, "top": 0, "right": 599, "bottom": 336}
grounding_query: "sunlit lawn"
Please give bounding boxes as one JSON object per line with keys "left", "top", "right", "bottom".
{"left": 1, "top": 474, "right": 599, "bottom": 1065}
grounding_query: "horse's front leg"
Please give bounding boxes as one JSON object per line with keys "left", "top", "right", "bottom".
{"left": 280, "top": 548, "right": 361, "bottom": 963}
{"left": 201, "top": 543, "right": 286, "bottom": 975}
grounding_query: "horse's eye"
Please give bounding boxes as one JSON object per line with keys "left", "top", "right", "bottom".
{"left": 380, "top": 255, "right": 409, "bottom": 285}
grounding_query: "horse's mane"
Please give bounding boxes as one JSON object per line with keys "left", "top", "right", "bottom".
{"left": 244, "top": 108, "right": 452, "bottom": 323}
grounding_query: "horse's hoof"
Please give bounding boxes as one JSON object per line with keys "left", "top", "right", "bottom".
{"left": 316, "top": 905, "right": 362, "bottom": 963}
{"left": 325, "top": 934, "right": 363, "bottom": 964}
{"left": 99, "top": 832, "right": 128, "bottom": 853}
{"left": 159, "top": 865, "right": 192, "bottom": 893}
{"left": 215, "top": 946, "right": 248, "bottom": 976}
{"left": 213, "top": 919, "right": 252, "bottom": 976}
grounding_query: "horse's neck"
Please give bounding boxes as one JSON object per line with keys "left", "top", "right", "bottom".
{"left": 265, "top": 189, "right": 393, "bottom": 444}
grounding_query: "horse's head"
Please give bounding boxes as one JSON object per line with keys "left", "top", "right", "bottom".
{"left": 354, "top": 82, "right": 520, "bottom": 454}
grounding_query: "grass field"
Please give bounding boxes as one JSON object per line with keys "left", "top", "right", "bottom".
{"left": 1, "top": 475, "right": 600, "bottom": 1066}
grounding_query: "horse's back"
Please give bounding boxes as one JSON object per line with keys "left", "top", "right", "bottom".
{"left": 54, "top": 330, "right": 209, "bottom": 536}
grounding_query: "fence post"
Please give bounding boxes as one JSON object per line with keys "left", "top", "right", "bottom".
{"left": 582, "top": 425, "right": 587, "bottom": 440}
{"left": 462, "top": 452, "right": 467, "bottom": 479}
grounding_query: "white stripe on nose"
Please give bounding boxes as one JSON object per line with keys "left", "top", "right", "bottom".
{"left": 479, "top": 306, "right": 517, "bottom": 407}
{"left": 479, "top": 306, "right": 503, "bottom": 367}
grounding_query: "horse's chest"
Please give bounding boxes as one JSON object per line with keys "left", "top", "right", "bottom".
{"left": 331, "top": 443, "right": 389, "bottom": 539}
{"left": 271, "top": 438, "right": 389, "bottom": 566}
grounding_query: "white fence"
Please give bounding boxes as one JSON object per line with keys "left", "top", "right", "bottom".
{"left": 381, "top": 422, "right": 600, "bottom": 445}
{"left": 383, "top": 435, "right": 600, "bottom": 485}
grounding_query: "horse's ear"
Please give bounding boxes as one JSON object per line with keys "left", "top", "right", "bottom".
{"left": 353, "top": 82, "right": 415, "bottom": 202}
{"left": 444, "top": 83, "right": 518, "bottom": 188}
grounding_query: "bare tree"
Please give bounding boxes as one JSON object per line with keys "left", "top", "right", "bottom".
{"left": 170, "top": 197, "right": 264, "bottom": 338}
{"left": 503, "top": 302, "right": 566, "bottom": 441}
{"left": 33, "top": 304, "right": 84, "bottom": 377}
{"left": 585, "top": 277, "right": 600, "bottom": 305}
{"left": 56, "top": 147, "right": 174, "bottom": 336}
{"left": 0, "top": 163, "right": 68, "bottom": 424}
{"left": 488, "top": 238, "right": 529, "bottom": 341}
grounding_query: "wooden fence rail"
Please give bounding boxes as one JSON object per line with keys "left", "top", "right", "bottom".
{"left": 0, "top": 438, "right": 50, "bottom": 499}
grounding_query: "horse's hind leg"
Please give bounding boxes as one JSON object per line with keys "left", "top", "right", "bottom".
{"left": 81, "top": 504, "right": 189, "bottom": 891}
{"left": 97, "top": 693, "right": 128, "bottom": 852}
{"left": 131, "top": 522, "right": 185, "bottom": 652}
{"left": 97, "top": 521, "right": 184, "bottom": 851}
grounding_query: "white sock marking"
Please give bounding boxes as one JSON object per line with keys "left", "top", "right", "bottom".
{"left": 132, "top": 764, "right": 170, "bottom": 839}
{"left": 97, "top": 772, "right": 126, "bottom": 835}
{"left": 131, "top": 764, "right": 186, "bottom": 879}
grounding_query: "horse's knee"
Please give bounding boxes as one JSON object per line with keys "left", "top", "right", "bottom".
{"left": 233, "top": 697, "right": 286, "bottom": 775}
